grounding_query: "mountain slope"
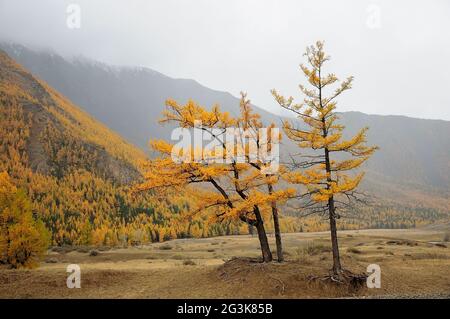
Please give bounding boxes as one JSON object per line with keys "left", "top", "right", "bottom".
{"left": 0, "top": 49, "right": 195, "bottom": 246}
{"left": 341, "top": 112, "right": 450, "bottom": 192}
{"left": 1, "top": 49, "right": 282, "bottom": 247}
{"left": 0, "top": 49, "right": 146, "bottom": 184}
{"left": 1, "top": 43, "right": 449, "bottom": 212}
{"left": 0, "top": 43, "right": 278, "bottom": 149}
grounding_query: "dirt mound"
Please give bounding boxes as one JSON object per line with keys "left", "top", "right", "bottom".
{"left": 216, "top": 257, "right": 368, "bottom": 298}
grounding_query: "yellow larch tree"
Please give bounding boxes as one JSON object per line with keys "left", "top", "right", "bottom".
{"left": 136, "top": 98, "right": 293, "bottom": 262}
{"left": 236, "top": 92, "right": 291, "bottom": 262}
{"left": 272, "top": 41, "right": 378, "bottom": 278}
{"left": 0, "top": 171, "right": 50, "bottom": 268}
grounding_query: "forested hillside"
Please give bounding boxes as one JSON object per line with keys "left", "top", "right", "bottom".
{"left": 0, "top": 50, "right": 262, "bottom": 246}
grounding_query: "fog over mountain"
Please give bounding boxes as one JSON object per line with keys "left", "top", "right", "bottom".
{"left": 1, "top": 0, "right": 449, "bottom": 120}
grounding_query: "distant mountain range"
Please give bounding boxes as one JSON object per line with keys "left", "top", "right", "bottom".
{"left": 0, "top": 48, "right": 169, "bottom": 245}
{"left": 1, "top": 43, "right": 449, "bottom": 211}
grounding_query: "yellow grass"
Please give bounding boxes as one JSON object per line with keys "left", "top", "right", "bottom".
{"left": 0, "top": 228, "right": 449, "bottom": 298}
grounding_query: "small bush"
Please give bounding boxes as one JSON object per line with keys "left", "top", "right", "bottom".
{"left": 45, "top": 257, "right": 58, "bottom": 263}
{"left": 159, "top": 244, "right": 173, "bottom": 250}
{"left": 207, "top": 249, "right": 215, "bottom": 252}
{"left": 347, "top": 247, "right": 363, "bottom": 254}
{"left": 183, "top": 259, "right": 196, "bottom": 266}
{"left": 443, "top": 233, "right": 450, "bottom": 242}
{"left": 89, "top": 250, "right": 99, "bottom": 256}
{"left": 386, "top": 240, "right": 416, "bottom": 246}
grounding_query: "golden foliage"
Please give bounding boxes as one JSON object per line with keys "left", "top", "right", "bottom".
{"left": 0, "top": 172, "right": 50, "bottom": 268}
{"left": 273, "top": 41, "right": 378, "bottom": 206}
{"left": 137, "top": 93, "right": 294, "bottom": 229}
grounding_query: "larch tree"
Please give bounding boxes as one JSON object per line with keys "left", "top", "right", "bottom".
{"left": 237, "top": 93, "right": 287, "bottom": 262}
{"left": 0, "top": 171, "right": 50, "bottom": 268}
{"left": 272, "top": 41, "right": 378, "bottom": 278}
{"left": 135, "top": 99, "right": 293, "bottom": 262}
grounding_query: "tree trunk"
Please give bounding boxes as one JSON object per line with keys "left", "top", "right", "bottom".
{"left": 210, "top": 177, "right": 272, "bottom": 262}
{"left": 328, "top": 196, "right": 342, "bottom": 276}
{"left": 324, "top": 148, "right": 343, "bottom": 276}
{"left": 321, "top": 94, "right": 343, "bottom": 275}
{"left": 268, "top": 184, "right": 283, "bottom": 262}
{"left": 253, "top": 206, "right": 273, "bottom": 262}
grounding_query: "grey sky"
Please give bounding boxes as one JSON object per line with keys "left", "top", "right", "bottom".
{"left": 1, "top": 0, "right": 449, "bottom": 120}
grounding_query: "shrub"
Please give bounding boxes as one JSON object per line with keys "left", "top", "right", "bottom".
{"left": 89, "top": 250, "right": 100, "bottom": 256}
{"left": 183, "top": 259, "right": 196, "bottom": 266}
{"left": 45, "top": 257, "right": 58, "bottom": 263}
{"left": 347, "top": 247, "right": 363, "bottom": 254}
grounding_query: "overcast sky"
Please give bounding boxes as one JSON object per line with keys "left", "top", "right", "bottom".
{"left": 0, "top": 0, "right": 449, "bottom": 120}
